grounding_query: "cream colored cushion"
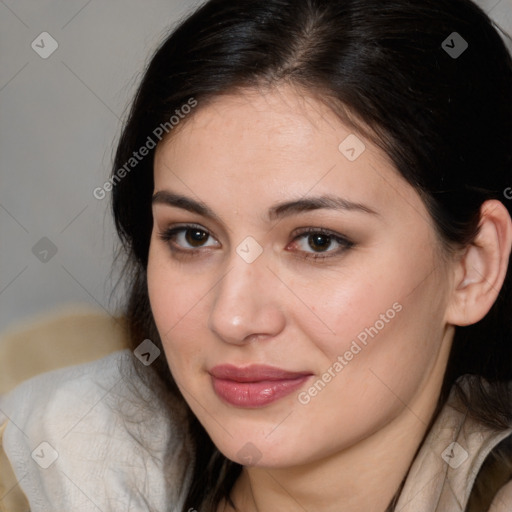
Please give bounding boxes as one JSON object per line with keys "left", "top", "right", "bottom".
{"left": 0, "top": 305, "right": 130, "bottom": 396}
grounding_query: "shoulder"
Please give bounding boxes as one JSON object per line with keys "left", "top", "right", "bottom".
{"left": 1, "top": 348, "right": 130, "bottom": 420}
{"left": 470, "top": 432, "right": 512, "bottom": 512}
{"left": 0, "top": 349, "right": 194, "bottom": 511}
{"left": 395, "top": 375, "right": 512, "bottom": 512}
{"left": 452, "top": 377, "right": 512, "bottom": 511}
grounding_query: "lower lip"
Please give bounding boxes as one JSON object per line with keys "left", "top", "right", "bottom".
{"left": 211, "top": 375, "right": 311, "bottom": 407}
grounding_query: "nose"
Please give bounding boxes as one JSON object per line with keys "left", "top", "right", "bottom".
{"left": 208, "top": 249, "right": 286, "bottom": 345}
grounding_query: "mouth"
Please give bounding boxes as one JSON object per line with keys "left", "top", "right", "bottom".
{"left": 209, "top": 364, "right": 313, "bottom": 408}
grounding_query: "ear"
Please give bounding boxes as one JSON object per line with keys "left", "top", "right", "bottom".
{"left": 446, "top": 199, "right": 512, "bottom": 327}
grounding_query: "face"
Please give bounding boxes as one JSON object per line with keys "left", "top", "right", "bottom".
{"left": 147, "top": 85, "right": 455, "bottom": 468}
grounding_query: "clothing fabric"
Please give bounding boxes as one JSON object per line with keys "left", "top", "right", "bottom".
{"left": 0, "top": 349, "right": 511, "bottom": 511}
{"left": 0, "top": 350, "right": 194, "bottom": 512}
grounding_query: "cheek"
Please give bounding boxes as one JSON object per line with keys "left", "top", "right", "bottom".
{"left": 295, "top": 244, "right": 435, "bottom": 357}
{"left": 146, "top": 249, "right": 211, "bottom": 372}
{"left": 294, "top": 242, "right": 445, "bottom": 405}
{"left": 285, "top": 283, "right": 443, "bottom": 458}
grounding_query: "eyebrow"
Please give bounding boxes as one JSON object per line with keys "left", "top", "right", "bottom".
{"left": 151, "top": 191, "right": 379, "bottom": 222}
{"left": 152, "top": 191, "right": 223, "bottom": 222}
{"left": 267, "top": 195, "right": 378, "bottom": 220}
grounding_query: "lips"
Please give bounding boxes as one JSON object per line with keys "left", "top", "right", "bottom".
{"left": 209, "top": 364, "right": 312, "bottom": 407}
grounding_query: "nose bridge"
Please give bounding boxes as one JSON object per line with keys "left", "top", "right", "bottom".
{"left": 208, "top": 244, "right": 285, "bottom": 343}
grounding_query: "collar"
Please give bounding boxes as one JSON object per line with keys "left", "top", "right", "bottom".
{"left": 395, "top": 376, "right": 512, "bottom": 511}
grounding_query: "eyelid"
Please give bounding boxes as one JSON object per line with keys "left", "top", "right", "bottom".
{"left": 153, "top": 204, "right": 229, "bottom": 240}
{"left": 290, "top": 226, "right": 352, "bottom": 241}
{"left": 288, "top": 227, "right": 354, "bottom": 259}
{"left": 157, "top": 223, "right": 220, "bottom": 252}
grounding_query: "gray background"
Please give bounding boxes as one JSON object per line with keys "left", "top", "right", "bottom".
{"left": 0, "top": 0, "right": 203, "bottom": 332}
{"left": 1, "top": 0, "right": 511, "bottom": 333}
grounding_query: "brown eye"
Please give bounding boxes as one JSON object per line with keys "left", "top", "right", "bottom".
{"left": 290, "top": 228, "right": 355, "bottom": 261}
{"left": 308, "top": 234, "right": 332, "bottom": 252}
{"left": 185, "top": 228, "right": 209, "bottom": 247}
{"left": 157, "top": 225, "right": 219, "bottom": 252}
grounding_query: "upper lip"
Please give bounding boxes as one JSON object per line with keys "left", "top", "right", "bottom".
{"left": 209, "top": 364, "right": 312, "bottom": 382}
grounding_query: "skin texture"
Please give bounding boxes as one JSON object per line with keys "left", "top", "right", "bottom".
{"left": 146, "top": 85, "right": 512, "bottom": 512}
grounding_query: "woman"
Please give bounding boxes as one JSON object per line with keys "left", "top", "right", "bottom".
{"left": 1, "top": 0, "right": 512, "bottom": 510}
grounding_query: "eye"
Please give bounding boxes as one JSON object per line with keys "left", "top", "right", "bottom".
{"left": 158, "top": 224, "right": 354, "bottom": 261}
{"left": 158, "top": 224, "right": 219, "bottom": 252}
{"left": 289, "top": 228, "right": 354, "bottom": 260}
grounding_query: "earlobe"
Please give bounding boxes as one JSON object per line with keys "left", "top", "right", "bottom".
{"left": 446, "top": 200, "right": 512, "bottom": 327}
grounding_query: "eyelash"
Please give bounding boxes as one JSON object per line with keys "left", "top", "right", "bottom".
{"left": 157, "top": 224, "right": 355, "bottom": 262}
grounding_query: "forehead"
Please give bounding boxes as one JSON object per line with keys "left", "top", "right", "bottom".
{"left": 152, "top": 85, "right": 423, "bottom": 223}
{"left": 157, "top": 86, "right": 364, "bottom": 164}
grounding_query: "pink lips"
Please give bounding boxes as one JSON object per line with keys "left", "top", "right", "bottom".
{"left": 209, "top": 364, "right": 312, "bottom": 408}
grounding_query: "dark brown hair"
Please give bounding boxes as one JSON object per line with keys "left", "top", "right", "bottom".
{"left": 111, "top": 0, "right": 512, "bottom": 509}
